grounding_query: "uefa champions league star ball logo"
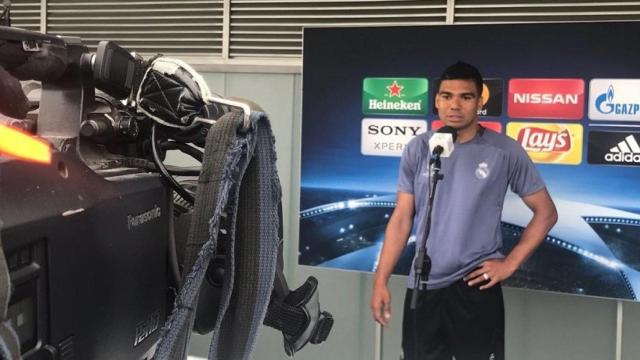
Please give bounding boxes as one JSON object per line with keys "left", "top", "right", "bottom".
{"left": 475, "top": 162, "right": 490, "bottom": 179}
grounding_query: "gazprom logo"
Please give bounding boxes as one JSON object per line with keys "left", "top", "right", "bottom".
{"left": 589, "top": 79, "right": 640, "bottom": 121}
{"left": 594, "top": 85, "right": 640, "bottom": 116}
{"left": 594, "top": 85, "right": 615, "bottom": 114}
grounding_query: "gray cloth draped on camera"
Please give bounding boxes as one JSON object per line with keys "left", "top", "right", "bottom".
{"left": 153, "top": 110, "right": 282, "bottom": 360}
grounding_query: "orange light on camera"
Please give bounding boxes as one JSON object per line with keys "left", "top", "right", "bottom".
{"left": 0, "top": 123, "right": 52, "bottom": 164}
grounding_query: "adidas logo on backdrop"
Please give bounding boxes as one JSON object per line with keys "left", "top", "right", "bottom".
{"left": 587, "top": 131, "right": 640, "bottom": 166}
{"left": 605, "top": 135, "right": 640, "bottom": 163}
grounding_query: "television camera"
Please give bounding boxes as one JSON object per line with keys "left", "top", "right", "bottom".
{"left": 0, "top": 21, "right": 331, "bottom": 360}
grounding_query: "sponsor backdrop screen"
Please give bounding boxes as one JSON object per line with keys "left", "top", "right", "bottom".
{"left": 300, "top": 23, "right": 640, "bottom": 301}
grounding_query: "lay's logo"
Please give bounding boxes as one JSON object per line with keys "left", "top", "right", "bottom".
{"left": 507, "top": 123, "right": 583, "bottom": 165}
{"left": 517, "top": 127, "right": 571, "bottom": 152}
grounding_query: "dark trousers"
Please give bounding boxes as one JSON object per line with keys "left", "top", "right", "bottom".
{"left": 401, "top": 279, "right": 505, "bottom": 360}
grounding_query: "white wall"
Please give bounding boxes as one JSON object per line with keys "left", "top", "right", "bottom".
{"left": 181, "top": 72, "right": 640, "bottom": 360}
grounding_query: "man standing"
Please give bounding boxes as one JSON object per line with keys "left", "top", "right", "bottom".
{"left": 370, "top": 62, "right": 557, "bottom": 360}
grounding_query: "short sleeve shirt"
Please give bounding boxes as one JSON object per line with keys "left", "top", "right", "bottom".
{"left": 398, "top": 127, "right": 545, "bottom": 289}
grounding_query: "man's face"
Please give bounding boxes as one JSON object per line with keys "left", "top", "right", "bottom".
{"left": 435, "top": 79, "right": 483, "bottom": 131}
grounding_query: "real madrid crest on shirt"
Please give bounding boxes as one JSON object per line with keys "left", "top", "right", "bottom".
{"left": 475, "top": 162, "right": 490, "bottom": 179}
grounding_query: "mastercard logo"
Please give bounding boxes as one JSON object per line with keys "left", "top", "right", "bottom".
{"left": 482, "top": 83, "right": 490, "bottom": 106}
{"left": 507, "top": 123, "right": 583, "bottom": 165}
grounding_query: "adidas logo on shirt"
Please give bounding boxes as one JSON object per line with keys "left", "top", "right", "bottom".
{"left": 605, "top": 135, "right": 640, "bottom": 163}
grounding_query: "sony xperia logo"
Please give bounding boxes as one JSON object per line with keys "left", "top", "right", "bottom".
{"left": 361, "top": 118, "right": 427, "bottom": 157}
{"left": 508, "top": 79, "right": 585, "bottom": 120}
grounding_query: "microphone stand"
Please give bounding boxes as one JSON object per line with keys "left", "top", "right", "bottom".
{"left": 410, "top": 156, "right": 444, "bottom": 310}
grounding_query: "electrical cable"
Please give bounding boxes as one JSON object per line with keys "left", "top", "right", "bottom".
{"left": 167, "top": 199, "right": 182, "bottom": 287}
{"left": 160, "top": 140, "right": 203, "bottom": 162}
{"left": 151, "top": 123, "right": 195, "bottom": 205}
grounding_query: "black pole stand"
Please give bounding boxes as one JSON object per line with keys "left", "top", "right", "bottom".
{"left": 410, "top": 157, "right": 444, "bottom": 310}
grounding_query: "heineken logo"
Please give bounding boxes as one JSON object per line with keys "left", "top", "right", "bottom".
{"left": 362, "top": 77, "right": 428, "bottom": 116}
{"left": 387, "top": 81, "right": 403, "bottom": 97}
{"left": 368, "top": 99, "right": 422, "bottom": 111}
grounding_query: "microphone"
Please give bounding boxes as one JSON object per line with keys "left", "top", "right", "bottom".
{"left": 428, "top": 126, "right": 457, "bottom": 164}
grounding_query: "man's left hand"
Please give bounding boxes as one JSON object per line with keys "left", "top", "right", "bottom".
{"left": 463, "top": 259, "right": 518, "bottom": 290}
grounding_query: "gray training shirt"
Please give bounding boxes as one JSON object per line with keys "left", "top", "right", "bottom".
{"left": 398, "top": 127, "right": 545, "bottom": 289}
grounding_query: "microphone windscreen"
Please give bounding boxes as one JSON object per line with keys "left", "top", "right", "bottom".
{"left": 437, "top": 125, "right": 458, "bottom": 143}
{"left": 429, "top": 127, "right": 456, "bottom": 159}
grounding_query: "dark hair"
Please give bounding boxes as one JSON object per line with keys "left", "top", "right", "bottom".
{"left": 438, "top": 61, "right": 483, "bottom": 96}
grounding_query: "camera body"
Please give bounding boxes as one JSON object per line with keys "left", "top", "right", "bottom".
{"left": 1, "top": 24, "right": 334, "bottom": 359}
{"left": 0, "top": 152, "right": 169, "bottom": 360}
{"left": 0, "top": 26, "right": 171, "bottom": 359}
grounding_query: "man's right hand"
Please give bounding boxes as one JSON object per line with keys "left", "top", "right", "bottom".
{"left": 370, "top": 192, "right": 415, "bottom": 328}
{"left": 370, "top": 283, "right": 391, "bottom": 327}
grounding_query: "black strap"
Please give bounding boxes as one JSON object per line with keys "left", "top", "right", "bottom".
{"left": 263, "top": 294, "right": 306, "bottom": 337}
{"left": 263, "top": 275, "right": 334, "bottom": 356}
